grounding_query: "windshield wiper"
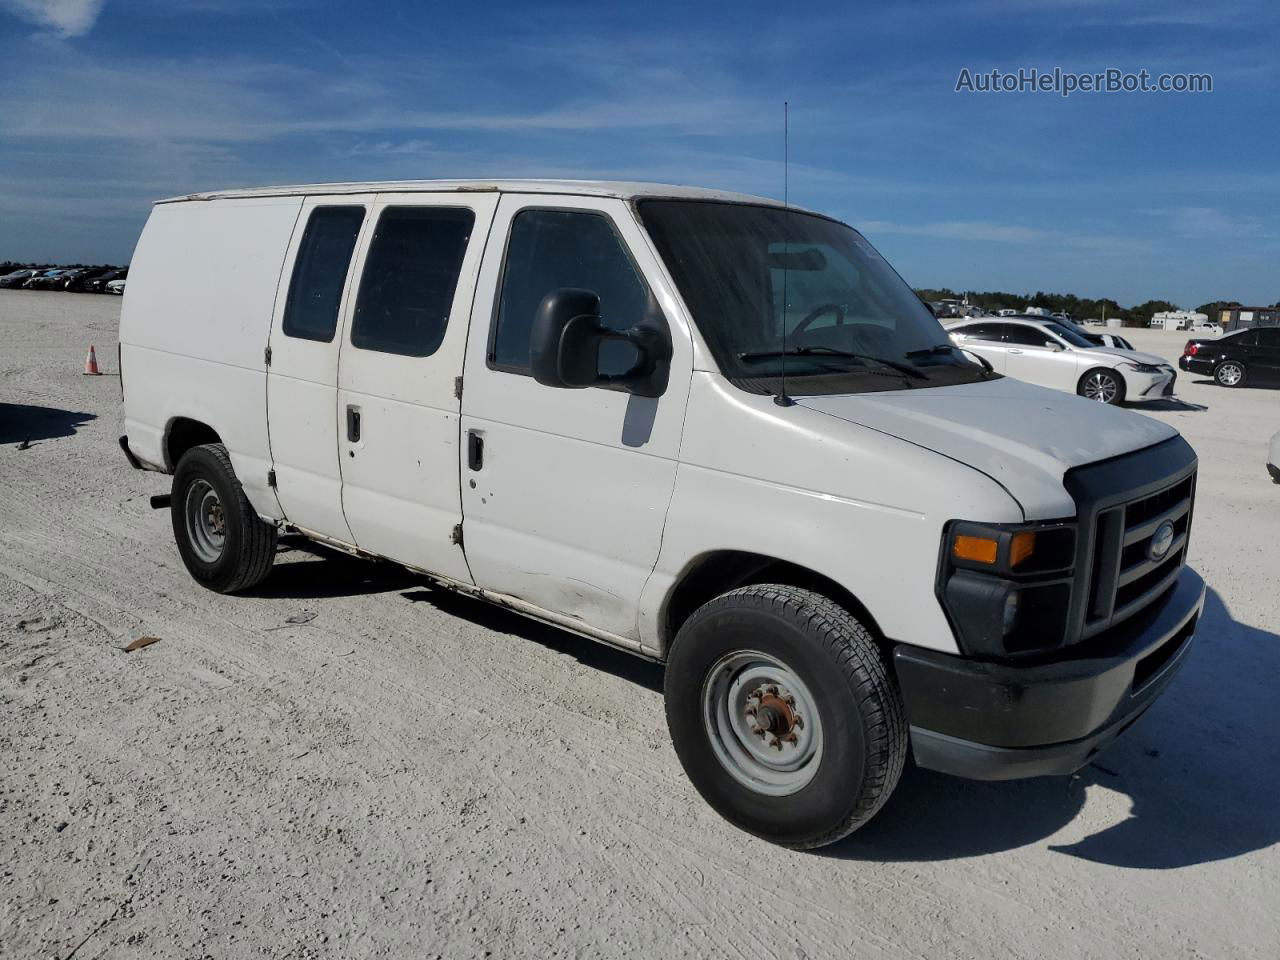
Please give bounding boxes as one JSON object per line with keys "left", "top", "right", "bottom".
{"left": 904, "top": 343, "right": 956, "bottom": 358}
{"left": 738, "top": 346, "right": 926, "bottom": 379}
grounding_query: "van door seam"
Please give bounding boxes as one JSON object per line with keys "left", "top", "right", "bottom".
{"left": 264, "top": 198, "right": 306, "bottom": 516}
{"left": 454, "top": 193, "right": 504, "bottom": 586}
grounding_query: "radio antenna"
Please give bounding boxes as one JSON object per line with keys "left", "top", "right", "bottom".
{"left": 775, "top": 100, "right": 796, "bottom": 407}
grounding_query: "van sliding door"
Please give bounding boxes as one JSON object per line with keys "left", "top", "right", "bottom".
{"left": 334, "top": 193, "right": 499, "bottom": 582}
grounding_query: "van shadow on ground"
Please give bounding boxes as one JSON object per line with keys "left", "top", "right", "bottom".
{"left": 247, "top": 545, "right": 1279, "bottom": 868}
{"left": 244, "top": 538, "right": 422, "bottom": 600}
{"left": 402, "top": 584, "right": 664, "bottom": 694}
{"left": 0, "top": 402, "right": 96, "bottom": 446}
{"left": 252, "top": 539, "right": 664, "bottom": 692}
{"left": 830, "top": 588, "right": 1280, "bottom": 868}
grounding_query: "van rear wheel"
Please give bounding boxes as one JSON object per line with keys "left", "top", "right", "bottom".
{"left": 171, "top": 443, "right": 276, "bottom": 593}
{"left": 664, "top": 584, "right": 907, "bottom": 849}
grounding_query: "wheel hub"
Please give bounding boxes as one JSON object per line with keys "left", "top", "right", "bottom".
{"left": 207, "top": 501, "right": 225, "bottom": 536}
{"left": 184, "top": 478, "right": 226, "bottom": 564}
{"left": 746, "top": 686, "right": 803, "bottom": 749}
{"left": 701, "top": 651, "right": 824, "bottom": 796}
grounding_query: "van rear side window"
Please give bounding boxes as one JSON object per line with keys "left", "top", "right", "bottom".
{"left": 350, "top": 206, "right": 475, "bottom": 358}
{"left": 282, "top": 206, "right": 365, "bottom": 342}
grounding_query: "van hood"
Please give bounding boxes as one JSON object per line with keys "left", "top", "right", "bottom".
{"left": 797, "top": 377, "right": 1178, "bottom": 519}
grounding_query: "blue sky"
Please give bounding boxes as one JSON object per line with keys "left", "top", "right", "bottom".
{"left": 1, "top": 0, "right": 1277, "bottom": 307}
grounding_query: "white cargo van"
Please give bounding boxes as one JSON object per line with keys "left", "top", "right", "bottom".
{"left": 120, "top": 180, "right": 1204, "bottom": 848}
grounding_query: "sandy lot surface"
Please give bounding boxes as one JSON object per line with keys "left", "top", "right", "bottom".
{"left": 2, "top": 291, "right": 1278, "bottom": 959}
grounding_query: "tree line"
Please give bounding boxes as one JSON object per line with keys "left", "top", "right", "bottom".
{"left": 915, "top": 288, "right": 1274, "bottom": 327}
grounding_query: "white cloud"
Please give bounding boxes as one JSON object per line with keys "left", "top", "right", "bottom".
{"left": 860, "top": 219, "right": 1156, "bottom": 257}
{"left": 1, "top": 0, "right": 107, "bottom": 37}
{"left": 860, "top": 219, "right": 1049, "bottom": 244}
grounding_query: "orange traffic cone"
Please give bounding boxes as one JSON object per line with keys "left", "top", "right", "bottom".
{"left": 83, "top": 344, "right": 102, "bottom": 375}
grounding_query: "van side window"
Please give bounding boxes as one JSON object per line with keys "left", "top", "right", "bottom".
{"left": 282, "top": 206, "right": 365, "bottom": 342}
{"left": 492, "top": 210, "right": 649, "bottom": 374}
{"left": 350, "top": 206, "right": 475, "bottom": 358}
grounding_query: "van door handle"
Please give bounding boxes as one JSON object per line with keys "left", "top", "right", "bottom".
{"left": 467, "top": 430, "right": 484, "bottom": 471}
{"left": 346, "top": 405, "right": 361, "bottom": 443}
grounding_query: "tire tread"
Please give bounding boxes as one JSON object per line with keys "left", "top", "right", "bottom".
{"left": 174, "top": 443, "right": 276, "bottom": 593}
{"left": 669, "top": 583, "right": 908, "bottom": 849}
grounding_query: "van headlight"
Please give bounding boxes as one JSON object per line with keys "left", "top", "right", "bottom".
{"left": 937, "top": 521, "right": 1077, "bottom": 658}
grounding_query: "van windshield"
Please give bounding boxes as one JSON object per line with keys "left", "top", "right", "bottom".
{"left": 637, "top": 200, "right": 995, "bottom": 395}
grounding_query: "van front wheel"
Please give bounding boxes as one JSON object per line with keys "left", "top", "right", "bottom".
{"left": 664, "top": 584, "right": 907, "bottom": 849}
{"left": 171, "top": 443, "right": 276, "bottom": 593}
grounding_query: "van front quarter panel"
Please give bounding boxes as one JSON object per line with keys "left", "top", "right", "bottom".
{"left": 640, "top": 371, "right": 1025, "bottom": 656}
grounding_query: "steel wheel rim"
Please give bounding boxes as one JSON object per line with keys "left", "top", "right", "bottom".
{"left": 701, "top": 650, "right": 823, "bottom": 797}
{"left": 1218, "top": 363, "right": 1242, "bottom": 385}
{"left": 1084, "top": 372, "right": 1118, "bottom": 402}
{"left": 184, "top": 479, "right": 226, "bottom": 563}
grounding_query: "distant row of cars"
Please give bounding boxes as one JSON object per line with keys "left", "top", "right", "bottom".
{"left": 0, "top": 267, "right": 127, "bottom": 294}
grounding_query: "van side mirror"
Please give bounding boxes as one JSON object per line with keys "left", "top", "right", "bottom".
{"left": 529, "top": 288, "right": 671, "bottom": 398}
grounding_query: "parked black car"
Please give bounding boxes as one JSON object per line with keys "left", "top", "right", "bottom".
{"left": 24, "top": 269, "right": 73, "bottom": 290}
{"left": 85, "top": 268, "right": 127, "bottom": 293}
{"left": 1179, "top": 327, "right": 1280, "bottom": 387}
{"left": 65, "top": 267, "right": 111, "bottom": 292}
{"left": 0, "top": 268, "right": 37, "bottom": 288}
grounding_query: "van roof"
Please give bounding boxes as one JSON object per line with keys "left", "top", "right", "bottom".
{"left": 157, "top": 179, "right": 790, "bottom": 207}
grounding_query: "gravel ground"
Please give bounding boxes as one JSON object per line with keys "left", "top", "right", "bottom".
{"left": 2, "top": 291, "right": 1278, "bottom": 959}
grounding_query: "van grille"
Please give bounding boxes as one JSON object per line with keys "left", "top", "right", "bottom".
{"left": 1085, "top": 474, "right": 1194, "bottom": 632}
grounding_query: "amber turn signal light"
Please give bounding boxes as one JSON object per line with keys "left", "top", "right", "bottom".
{"left": 952, "top": 534, "right": 999, "bottom": 565}
{"left": 1009, "top": 531, "right": 1036, "bottom": 567}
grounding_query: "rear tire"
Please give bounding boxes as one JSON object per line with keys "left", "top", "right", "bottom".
{"left": 171, "top": 443, "right": 276, "bottom": 593}
{"left": 1078, "top": 368, "right": 1124, "bottom": 404}
{"left": 664, "top": 584, "right": 907, "bottom": 849}
{"left": 1214, "top": 360, "right": 1246, "bottom": 387}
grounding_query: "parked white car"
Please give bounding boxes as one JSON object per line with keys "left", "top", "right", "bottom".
{"left": 947, "top": 316, "right": 1176, "bottom": 403}
{"left": 118, "top": 179, "right": 1203, "bottom": 848}
{"left": 1268, "top": 429, "right": 1280, "bottom": 483}
{"left": 106, "top": 278, "right": 127, "bottom": 295}
{"left": 1190, "top": 322, "right": 1221, "bottom": 336}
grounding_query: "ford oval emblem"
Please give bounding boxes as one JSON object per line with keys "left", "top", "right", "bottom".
{"left": 1149, "top": 520, "right": 1176, "bottom": 561}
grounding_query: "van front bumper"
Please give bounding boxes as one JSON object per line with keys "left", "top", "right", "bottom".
{"left": 894, "top": 566, "right": 1204, "bottom": 781}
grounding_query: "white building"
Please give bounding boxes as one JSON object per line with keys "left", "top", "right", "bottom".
{"left": 1150, "top": 310, "right": 1207, "bottom": 330}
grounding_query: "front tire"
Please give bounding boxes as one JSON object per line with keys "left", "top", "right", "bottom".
{"left": 664, "top": 584, "right": 907, "bottom": 849}
{"left": 1078, "top": 369, "right": 1124, "bottom": 404}
{"left": 1214, "top": 360, "right": 1246, "bottom": 387}
{"left": 171, "top": 443, "right": 277, "bottom": 593}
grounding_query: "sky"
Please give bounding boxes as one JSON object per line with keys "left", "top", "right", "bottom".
{"left": 1, "top": 0, "right": 1277, "bottom": 308}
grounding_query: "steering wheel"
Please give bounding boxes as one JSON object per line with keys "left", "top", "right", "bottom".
{"left": 792, "top": 303, "right": 845, "bottom": 336}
